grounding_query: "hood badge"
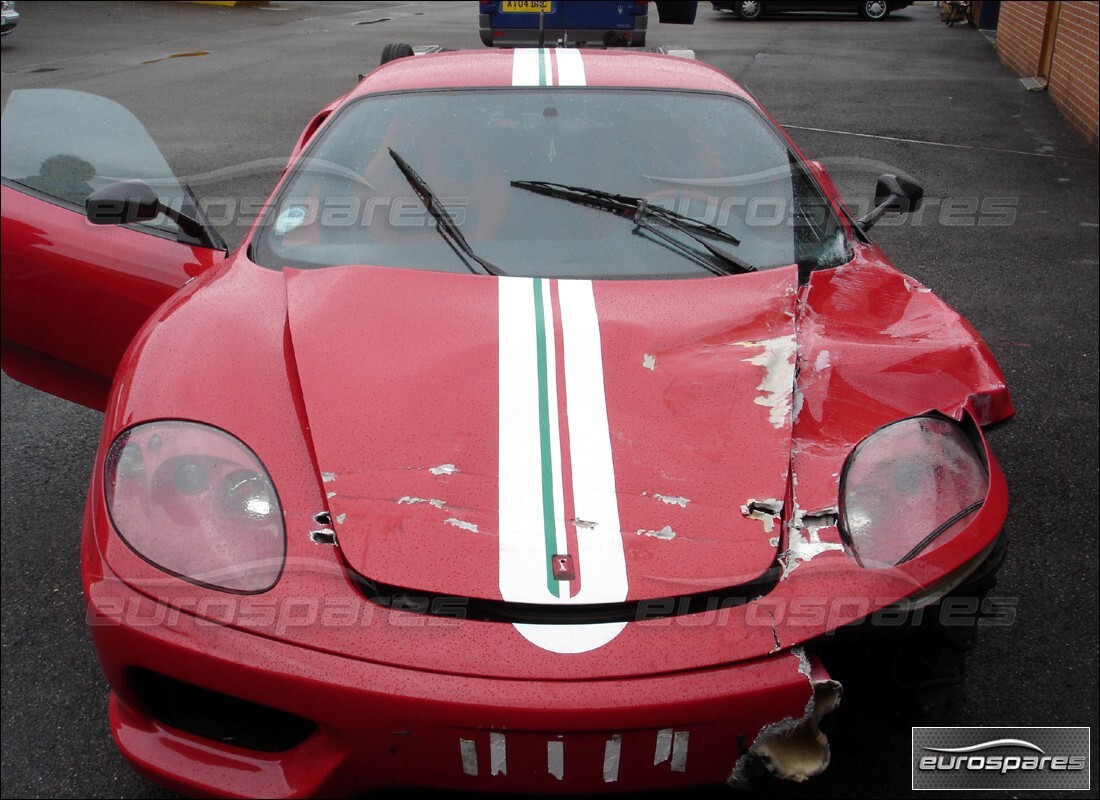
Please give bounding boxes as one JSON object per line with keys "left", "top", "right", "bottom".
{"left": 552, "top": 554, "right": 576, "bottom": 582}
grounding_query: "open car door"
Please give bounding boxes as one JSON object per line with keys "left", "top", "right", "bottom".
{"left": 1, "top": 89, "right": 227, "bottom": 411}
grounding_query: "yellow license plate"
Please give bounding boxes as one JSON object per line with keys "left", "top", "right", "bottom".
{"left": 501, "top": 1, "right": 553, "bottom": 12}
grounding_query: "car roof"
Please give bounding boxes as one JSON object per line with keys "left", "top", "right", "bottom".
{"left": 350, "top": 48, "right": 756, "bottom": 102}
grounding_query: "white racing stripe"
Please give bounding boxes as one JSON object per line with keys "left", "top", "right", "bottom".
{"left": 498, "top": 277, "right": 552, "bottom": 603}
{"left": 511, "top": 47, "right": 542, "bottom": 86}
{"left": 511, "top": 48, "right": 586, "bottom": 87}
{"left": 554, "top": 48, "right": 586, "bottom": 86}
{"left": 557, "top": 278, "right": 627, "bottom": 605}
{"left": 498, "top": 277, "right": 628, "bottom": 653}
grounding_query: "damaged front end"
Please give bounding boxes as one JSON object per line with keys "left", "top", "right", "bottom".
{"left": 286, "top": 258, "right": 1011, "bottom": 787}
{"left": 731, "top": 649, "right": 843, "bottom": 785}
{"left": 728, "top": 257, "right": 1014, "bottom": 786}
{"left": 730, "top": 530, "right": 1006, "bottom": 787}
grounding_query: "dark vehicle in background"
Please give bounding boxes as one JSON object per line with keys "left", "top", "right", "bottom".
{"left": 712, "top": 0, "right": 913, "bottom": 21}
{"left": 480, "top": 0, "right": 698, "bottom": 48}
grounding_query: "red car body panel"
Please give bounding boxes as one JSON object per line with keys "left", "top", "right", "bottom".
{"left": 285, "top": 265, "right": 794, "bottom": 602}
{"left": 2, "top": 48, "right": 1013, "bottom": 796}
{"left": 0, "top": 185, "right": 222, "bottom": 410}
{"left": 86, "top": 553, "right": 818, "bottom": 796}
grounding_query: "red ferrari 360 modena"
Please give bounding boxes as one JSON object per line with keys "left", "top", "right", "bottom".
{"left": 0, "top": 47, "right": 1012, "bottom": 797}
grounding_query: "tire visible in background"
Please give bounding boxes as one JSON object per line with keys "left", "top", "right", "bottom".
{"left": 380, "top": 43, "right": 415, "bottom": 65}
{"left": 735, "top": 1, "right": 763, "bottom": 20}
{"left": 859, "top": 1, "right": 891, "bottom": 20}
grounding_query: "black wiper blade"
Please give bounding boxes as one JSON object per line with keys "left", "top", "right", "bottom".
{"left": 510, "top": 180, "right": 753, "bottom": 275}
{"left": 513, "top": 181, "right": 740, "bottom": 244}
{"left": 389, "top": 148, "right": 502, "bottom": 277}
{"left": 627, "top": 210, "right": 734, "bottom": 277}
{"left": 512, "top": 177, "right": 751, "bottom": 244}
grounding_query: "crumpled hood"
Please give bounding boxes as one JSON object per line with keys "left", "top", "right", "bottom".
{"left": 285, "top": 265, "right": 799, "bottom": 608}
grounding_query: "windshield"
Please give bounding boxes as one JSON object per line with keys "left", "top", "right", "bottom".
{"left": 253, "top": 89, "right": 849, "bottom": 278}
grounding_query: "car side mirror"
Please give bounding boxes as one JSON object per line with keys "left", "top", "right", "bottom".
{"left": 85, "top": 179, "right": 226, "bottom": 252}
{"left": 857, "top": 173, "right": 924, "bottom": 231}
{"left": 86, "top": 179, "right": 160, "bottom": 225}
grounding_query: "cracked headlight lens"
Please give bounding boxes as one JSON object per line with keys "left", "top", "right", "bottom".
{"left": 839, "top": 414, "right": 987, "bottom": 569}
{"left": 105, "top": 420, "right": 285, "bottom": 592}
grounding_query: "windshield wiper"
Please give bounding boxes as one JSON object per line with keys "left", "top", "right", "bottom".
{"left": 510, "top": 180, "right": 754, "bottom": 275}
{"left": 389, "top": 148, "right": 502, "bottom": 276}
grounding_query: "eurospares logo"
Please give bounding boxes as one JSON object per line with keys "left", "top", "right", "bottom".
{"left": 912, "top": 727, "right": 1090, "bottom": 790}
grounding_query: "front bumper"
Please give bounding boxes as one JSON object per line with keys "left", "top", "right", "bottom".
{"left": 87, "top": 566, "right": 823, "bottom": 798}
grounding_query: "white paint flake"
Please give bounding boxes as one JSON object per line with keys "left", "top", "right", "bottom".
{"left": 642, "top": 353, "right": 657, "bottom": 370}
{"left": 429, "top": 463, "right": 457, "bottom": 475}
{"left": 603, "top": 735, "right": 622, "bottom": 782}
{"left": 671, "top": 731, "right": 690, "bottom": 773}
{"left": 655, "top": 729, "right": 673, "bottom": 765}
{"left": 445, "top": 517, "right": 479, "bottom": 533}
{"left": 779, "top": 506, "right": 844, "bottom": 579}
{"left": 489, "top": 732, "right": 507, "bottom": 776}
{"left": 459, "top": 738, "right": 478, "bottom": 776}
{"left": 336, "top": 513, "right": 346, "bottom": 524}
{"left": 637, "top": 525, "right": 676, "bottom": 540}
{"left": 547, "top": 740, "right": 565, "bottom": 780}
{"left": 793, "top": 645, "right": 813, "bottom": 678}
{"left": 653, "top": 494, "right": 690, "bottom": 508}
{"left": 738, "top": 335, "right": 796, "bottom": 429}
{"left": 741, "top": 499, "right": 783, "bottom": 533}
{"left": 397, "top": 496, "right": 446, "bottom": 509}
{"left": 814, "top": 350, "right": 831, "bottom": 371}
{"left": 902, "top": 276, "right": 933, "bottom": 294}
{"left": 321, "top": 472, "right": 336, "bottom": 483}
{"left": 653, "top": 728, "right": 690, "bottom": 770}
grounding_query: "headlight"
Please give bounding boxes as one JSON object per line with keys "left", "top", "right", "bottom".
{"left": 838, "top": 414, "right": 988, "bottom": 569}
{"left": 105, "top": 421, "right": 285, "bottom": 593}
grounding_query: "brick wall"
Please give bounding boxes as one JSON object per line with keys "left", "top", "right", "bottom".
{"left": 995, "top": 1, "right": 1100, "bottom": 147}
{"left": 1047, "top": 2, "right": 1099, "bottom": 146}
{"left": 996, "top": 1, "right": 1051, "bottom": 76}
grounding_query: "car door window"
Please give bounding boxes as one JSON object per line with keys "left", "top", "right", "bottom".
{"left": 1, "top": 89, "right": 186, "bottom": 237}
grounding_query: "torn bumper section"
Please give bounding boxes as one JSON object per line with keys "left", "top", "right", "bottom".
{"left": 731, "top": 648, "right": 843, "bottom": 786}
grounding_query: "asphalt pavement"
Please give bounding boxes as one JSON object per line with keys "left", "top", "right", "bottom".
{"left": 2, "top": 2, "right": 1097, "bottom": 798}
